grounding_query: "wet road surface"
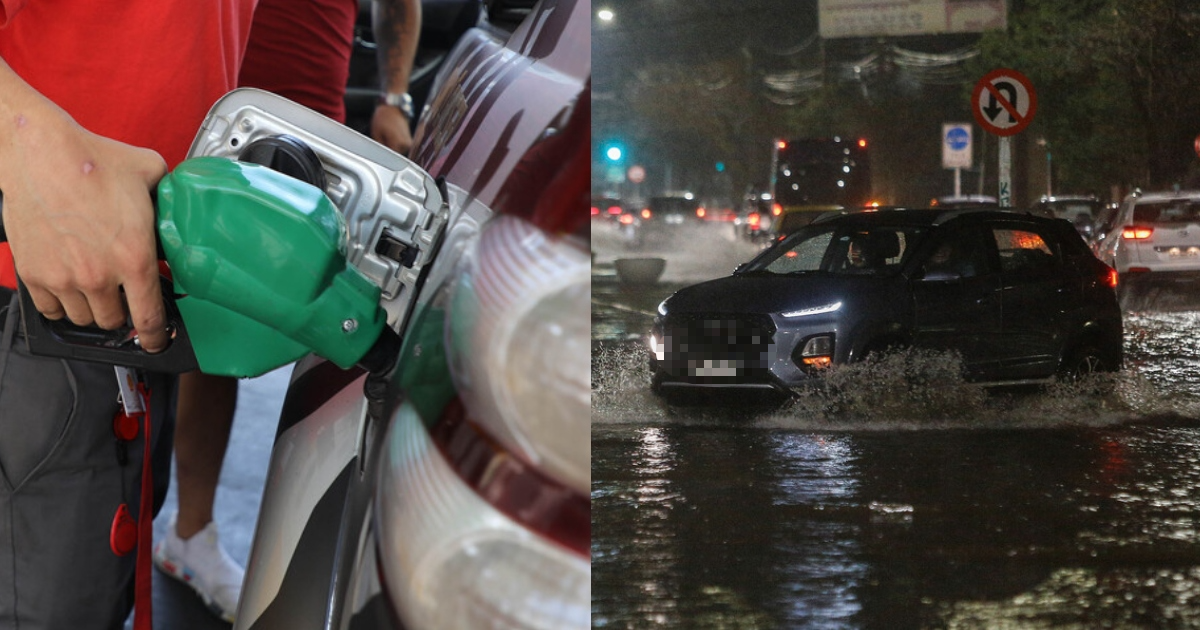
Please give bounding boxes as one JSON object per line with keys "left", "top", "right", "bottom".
{"left": 591, "top": 219, "right": 1200, "bottom": 628}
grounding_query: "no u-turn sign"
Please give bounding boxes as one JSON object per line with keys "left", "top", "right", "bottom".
{"left": 972, "top": 68, "right": 1037, "bottom": 136}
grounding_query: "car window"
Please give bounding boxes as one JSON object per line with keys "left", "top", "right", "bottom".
{"left": 1043, "top": 201, "right": 1099, "bottom": 221}
{"left": 994, "top": 227, "right": 1058, "bottom": 274}
{"left": 754, "top": 224, "right": 923, "bottom": 276}
{"left": 760, "top": 230, "right": 833, "bottom": 274}
{"left": 1132, "top": 200, "right": 1200, "bottom": 225}
{"left": 918, "top": 229, "right": 991, "bottom": 280}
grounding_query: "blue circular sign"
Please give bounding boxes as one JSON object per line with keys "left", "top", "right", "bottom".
{"left": 946, "top": 127, "right": 970, "bottom": 150}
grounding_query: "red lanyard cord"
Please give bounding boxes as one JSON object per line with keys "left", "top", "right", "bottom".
{"left": 112, "top": 385, "right": 154, "bottom": 629}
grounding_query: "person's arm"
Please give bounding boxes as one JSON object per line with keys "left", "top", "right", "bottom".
{"left": 0, "top": 58, "right": 170, "bottom": 352}
{"left": 370, "top": 0, "right": 421, "bottom": 155}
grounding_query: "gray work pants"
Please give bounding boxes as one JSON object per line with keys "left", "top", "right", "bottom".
{"left": 0, "top": 290, "right": 174, "bottom": 629}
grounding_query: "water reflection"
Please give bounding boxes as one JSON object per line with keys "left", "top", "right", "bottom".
{"left": 767, "top": 434, "right": 865, "bottom": 628}
{"left": 1125, "top": 311, "right": 1200, "bottom": 415}
{"left": 594, "top": 421, "right": 1200, "bottom": 627}
{"left": 593, "top": 247, "right": 1200, "bottom": 627}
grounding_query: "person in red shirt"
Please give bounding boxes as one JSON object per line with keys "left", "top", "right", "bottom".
{"left": 149, "top": 0, "right": 421, "bottom": 622}
{"left": 0, "top": 3, "right": 256, "bottom": 628}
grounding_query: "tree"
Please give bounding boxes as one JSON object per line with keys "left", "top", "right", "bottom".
{"left": 972, "top": 0, "right": 1200, "bottom": 193}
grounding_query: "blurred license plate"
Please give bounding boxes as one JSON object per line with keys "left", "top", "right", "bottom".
{"left": 691, "top": 360, "right": 739, "bottom": 377}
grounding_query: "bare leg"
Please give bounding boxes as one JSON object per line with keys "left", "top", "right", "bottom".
{"left": 173, "top": 371, "right": 238, "bottom": 539}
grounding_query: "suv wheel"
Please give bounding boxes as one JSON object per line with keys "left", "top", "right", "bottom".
{"left": 1058, "top": 344, "right": 1112, "bottom": 382}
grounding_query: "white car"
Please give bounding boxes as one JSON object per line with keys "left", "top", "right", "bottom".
{"left": 1097, "top": 189, "right": 1200, "bottom": 306}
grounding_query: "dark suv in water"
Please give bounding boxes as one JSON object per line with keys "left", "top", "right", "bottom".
{"left": 649, "top": 208, "right": 1123, "bottom": 396}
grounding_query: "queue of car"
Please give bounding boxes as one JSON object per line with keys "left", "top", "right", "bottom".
{"left": 1034, "top": 194, "right": 1105, "bottom": 239}
{"left": 591, "top": 192, "right": 743, "bottom": 247}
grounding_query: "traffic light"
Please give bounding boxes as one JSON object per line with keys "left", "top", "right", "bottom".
{"left": 603, "top": 142, "right": 623, "bottom": 162}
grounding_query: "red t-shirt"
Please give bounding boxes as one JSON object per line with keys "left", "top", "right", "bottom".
{"left": 0, "top": 0, "right": 257, "bottom": 288}
{"left": 0, "top": 0, "right": 257, "bottom": 168}
{"left": 238, "top": 0, "right": 357, "bottom": 123}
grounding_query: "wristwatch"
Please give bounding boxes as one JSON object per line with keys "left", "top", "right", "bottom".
{"left": 378, "top": 91, "right": 414, "bottom": 119}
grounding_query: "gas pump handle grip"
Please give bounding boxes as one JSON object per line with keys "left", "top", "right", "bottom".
{"left": 0, "top": 196, "right": 200, "bottom": 373}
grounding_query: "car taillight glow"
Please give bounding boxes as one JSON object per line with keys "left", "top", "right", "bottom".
{"left": 445, "top": 214, "right": 590, "bottom": 494}
{"left": 590, "top": 206, "right": 599, "bottom": 216}
{"left": 619, "top": 213, "right": 634, "bottom": 225}
{"left": 376, "top": 401, "right": 589, "bottom": 630}
{"left": 1122, "top": 225, "right": 1154, "bottom": 239}
{"left": 606, "top": 205, "right": 621, "bottom": 215}
{"left": 1105, "top": 266, "right": 1119, "bottom": 288}
{"left": 641, "top": 208, "right": 651, "bottom": 220}
{"left": 748, "top": 212, "right": 761, "bottom": 228}
{"left": 696, "top": 207, "right": 706, "bottom": 218}
{"left": 772, "top": 203, "right": 783, "bottom": 216}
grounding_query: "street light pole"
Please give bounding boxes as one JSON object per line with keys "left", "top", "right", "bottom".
{"left": 1037, "top": 137, "right": 1051, "bottom": 197}
{"left": 1046, "top": 150, "right": 1052, "bottom": 197}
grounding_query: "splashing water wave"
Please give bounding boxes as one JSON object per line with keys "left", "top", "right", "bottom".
{"left": 592, "top": 341, "right": 1173, "bottom": 431}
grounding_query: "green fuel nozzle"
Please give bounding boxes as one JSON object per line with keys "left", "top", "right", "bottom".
{"left": 155, "top": 157, "right": 392, "bottom": 377}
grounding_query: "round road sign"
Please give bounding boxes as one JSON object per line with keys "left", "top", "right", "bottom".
{"left": 946, "top": 127, "right": 969, "bottom": 150}
{"left": 972, "top": 68, "right": 1037, "bottom": 137}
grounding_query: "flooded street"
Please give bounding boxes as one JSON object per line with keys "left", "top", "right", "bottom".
{"left": 591, "top": 220, "right": 1200, "bottom": 628}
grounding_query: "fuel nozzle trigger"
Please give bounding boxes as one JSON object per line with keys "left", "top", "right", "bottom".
{"left": 15, "top": 276, "right": 200, "bottom": 373}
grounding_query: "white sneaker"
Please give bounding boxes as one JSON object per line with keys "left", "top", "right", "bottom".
{"left": 152, "top": 514, "right": 244, "bottom": 622}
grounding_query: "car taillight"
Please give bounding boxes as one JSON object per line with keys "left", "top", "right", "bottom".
{"left": 1122, "top": 225, "right": 1154, "bottom": 240}
{"left": 376, "top": 213, "right": 590, "bottom": 628}
{"left": 772, "top": 203, "right": 782, "bottom": 216}
{"left": 446, "top": 214, "right": 589, "bottom": 493}
{"left": 748, "top": 212, "right": 761, "bottom": 228}
{"left": 696, "top": 207, "right": 706, "bottom": 219}
{"left": 606, "top": 205, "right": 621, "bottom": 215}
{"left": 641, "top": 208, "right": 651, "bottom": 220}
{"left": 1105, "top": 266, "right": 1118, "bottom": 288}
{"left": 590, "top": 206, "right": 599, "bottom": 216}
{"left": 377, "top": 401, "right": 589, "bottom": 630}
{"left": 619, "top": 213, "right": 634, "bottom": 225}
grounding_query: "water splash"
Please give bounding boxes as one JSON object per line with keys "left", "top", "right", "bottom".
{"left": 592, "top": 342, "right": 670, "bottom": 425}
{"left": 591, "top": 341, "right": 1171, "bottom": 430}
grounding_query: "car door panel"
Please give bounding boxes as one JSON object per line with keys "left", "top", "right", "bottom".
{"left": 994, "top": 224, "right": 1073, "bottom": 378}
{"left": 910, "top": 226, "right": 1005, "bottom": 380}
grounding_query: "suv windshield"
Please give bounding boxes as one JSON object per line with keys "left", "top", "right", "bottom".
{"left": 747, "top": 224, "right": 926, "bottom": 276}
{"left": 1133, "top": 200, "right": 1200, "bottom": 225}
